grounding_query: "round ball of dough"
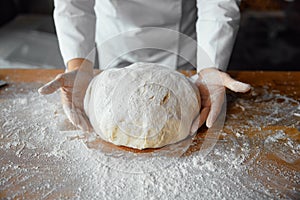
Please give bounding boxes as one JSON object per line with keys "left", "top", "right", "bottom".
{"left": 84, "top": 62, "right": 200, "bottom": 149}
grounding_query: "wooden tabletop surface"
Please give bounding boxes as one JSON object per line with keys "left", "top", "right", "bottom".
{"left": 0, "top": 69, "right": 299, "bottom": 98}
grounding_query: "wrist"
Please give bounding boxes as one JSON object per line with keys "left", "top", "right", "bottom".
{"left": 198, "top": 67, "right": 219, "bottom": 75}
{"left": 67, "top": 58, "right": 93, "bottom": 72}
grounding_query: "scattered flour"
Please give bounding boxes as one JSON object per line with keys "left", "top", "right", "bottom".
{"left": 0, "top": 83, "right": 299, "bottom": 199}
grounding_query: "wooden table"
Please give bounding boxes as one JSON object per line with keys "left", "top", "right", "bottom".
{"left": 1, "top": 69, "right": 299, "bottom": 99}
{"left": 0, "top": 69, "right": 299, "bottom": 199}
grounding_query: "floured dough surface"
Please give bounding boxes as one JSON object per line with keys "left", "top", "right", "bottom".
{"left": 84, "top": 62, "right": 200, "bottom": 149}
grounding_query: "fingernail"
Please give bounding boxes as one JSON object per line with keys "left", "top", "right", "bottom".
{"left": 239, "top": 82, "right": 251, "bottom": 91}
{"left": 38, "top": 84, "right": 52, "bottom": 95}
{"left": 79, "top": 125, "right": 86, "bottom": 132}
{"left": 206, "top": 121, "right": 212, "bottom": 128}
{"left": 191, "top": 125, "right": 198, "bottom": 134}
{"left": 245, "top": 84, "right": 251, "bottom": 91}
{"left": 38, "top": 87, "right": 46, "bottom": 94}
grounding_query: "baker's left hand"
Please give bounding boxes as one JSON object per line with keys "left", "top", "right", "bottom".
{"left": 38, "top": 59, "right": 94, "bottom": 132}
{"left": 191, "top": 68, "right": 251, "bottom": 132}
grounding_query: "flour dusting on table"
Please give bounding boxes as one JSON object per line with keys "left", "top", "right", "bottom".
{"left": 0, "top": 83, "right": 299, "bottom": 199}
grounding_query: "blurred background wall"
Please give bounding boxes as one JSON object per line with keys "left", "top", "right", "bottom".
{"left": 0, "top": 0, "right": 60, "bottom": 68}
{"left": 0, "top": 0, "right": 299, "bottom": 70}
{"left": 230, "top": 0, "right": 300, "bottom": 70}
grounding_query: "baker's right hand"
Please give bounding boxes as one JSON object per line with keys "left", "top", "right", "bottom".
{"left": 38, "top": 59, "right": 94, "bottom": 132}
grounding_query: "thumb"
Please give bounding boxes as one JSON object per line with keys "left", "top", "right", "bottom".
{"left": 222, "top": 73, "right": 251, "bottom": 93}
{"left": 38, "top": 74, "right": 64, "bottom": 95}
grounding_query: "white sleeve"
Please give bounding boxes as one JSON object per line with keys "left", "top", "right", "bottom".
{"left": 196, "top": 0, "right": 241, "bottom": 72}
{"left": 53, "top": 0, "right": 96, "bottom": 66}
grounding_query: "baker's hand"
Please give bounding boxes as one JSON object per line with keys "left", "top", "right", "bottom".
{"left": 191, "top": 68, "right": 251, "bottom": 132}
{"left": 38, "top": 59, "right": 94, "bottom": 131}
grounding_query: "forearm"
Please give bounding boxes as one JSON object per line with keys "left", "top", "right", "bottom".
{"left": 53, "top": 0, "right": 96, "bottom": 67}
{"left": 196, "top": 0, "right": 241, "bottom": 72}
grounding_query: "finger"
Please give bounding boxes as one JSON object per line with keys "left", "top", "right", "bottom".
{"left": 38, "top": 74, "right": 64, "bottom": 95}
{"left": 63, "top": 104, "right": 80, "bottom": 126}
{"left": 64, "top": 104, "right": 92, "bottom": 132}
{"left": 77, "top": 112, "right": 93, "bottom": 132}
{"left": 221, "top": 73, "right": 251, "bottom": 93}
{"left": 190, "top": 115, "right": 200, "bottom": 134}
{"left": 198, "top": 107, "right": 210, "bottom": 128}
{"left": 206, "top": 92, "right": 225, "bottom": 128}
{"left": 190, "top": 106, "right": 210, "bottom": 134}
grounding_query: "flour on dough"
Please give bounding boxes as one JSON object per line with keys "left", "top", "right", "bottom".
{"left": 84, "top": 62, "right": 200, "bottom": 149}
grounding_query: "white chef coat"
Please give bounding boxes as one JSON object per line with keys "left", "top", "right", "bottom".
{"left": 53, "top": 0, "right": 241, "bottom": 72}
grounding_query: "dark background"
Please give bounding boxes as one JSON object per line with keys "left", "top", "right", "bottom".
{"left": 0, "top": 0, "right": 53, "bottom": 25}
{"left": 0, "top": 0, "right": 299, "bottom": 70}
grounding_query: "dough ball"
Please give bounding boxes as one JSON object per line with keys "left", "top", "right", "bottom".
{"left": 84, "top": 62, "right": 200, "bottom": 149}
